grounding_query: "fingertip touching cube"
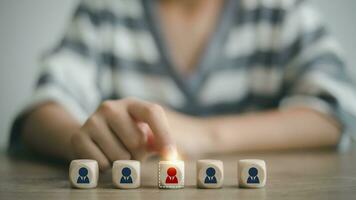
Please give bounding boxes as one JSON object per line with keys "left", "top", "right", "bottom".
{"left": 238, "top": 159, "right": 266, "bottom": 188}
{"left": 158, "top": 160, "right": 184, "bottom": 189}
{"left": 197, "top": 159, "right": 224, "bottom": 189}
{"left": 112, "top": 160, "right": 140, "bottom": 189}
{"left": 69, "top": 159, "right": 99, "bottom": 189}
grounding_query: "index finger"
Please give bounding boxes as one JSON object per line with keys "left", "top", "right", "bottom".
{"left": 126, "top": 99, "right": 177, "bottom": 156}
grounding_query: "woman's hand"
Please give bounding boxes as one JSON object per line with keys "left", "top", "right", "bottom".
{"left": 70, "top": 97, "right": 176, "bottom": 170}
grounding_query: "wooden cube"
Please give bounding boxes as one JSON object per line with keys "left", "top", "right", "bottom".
{"left": 238, "top": 159, "right": 266, "bottom": 188}
{"left": 196, "top": 160, "right": 224, "bottom": 189}
{"left": 69, "top": 159, "right": 99, "bottom": 189}
{"left": 112, "top": 160, "right": 140, "bottom": 189}
{"left": 158, "top": 160, "right": 184, "bottom": 189}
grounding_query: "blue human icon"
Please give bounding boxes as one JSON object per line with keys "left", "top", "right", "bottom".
{"left": 204, "top": 167, "right": 217, "bottom": 184}
{"left": 120, "top": 167, "right": 133, "bottom": 184}
{"left": 77, "top": 167, "right": 90, "bottom": 184}
{"left": 247, "top": 167, "right": 260, "bottom": 184}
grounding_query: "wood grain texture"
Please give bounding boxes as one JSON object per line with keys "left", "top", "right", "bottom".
{"left": 1, "top": 148, "right": 356, "bottom": 200}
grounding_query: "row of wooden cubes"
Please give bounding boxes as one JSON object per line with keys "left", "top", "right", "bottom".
{"left": 69, "top": 159, "right": 266, "bottom": 189}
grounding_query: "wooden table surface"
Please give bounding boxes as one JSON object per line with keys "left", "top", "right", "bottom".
{"left": 1, "top": 148, "right": 356, "bottom": 200}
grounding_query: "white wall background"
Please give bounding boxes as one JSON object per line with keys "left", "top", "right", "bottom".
{"left": 0, "top": 0, "right": 356, "bottom": 150}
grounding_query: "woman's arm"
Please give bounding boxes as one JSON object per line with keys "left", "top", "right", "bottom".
{"left": 22, "top": 100, "right": 342, "bottom": 163}
{"left": 22, "top": 103, "right": 81, "bottom": 160}
{"left": 167, "top": 107, "right": 342, "bottom": 155}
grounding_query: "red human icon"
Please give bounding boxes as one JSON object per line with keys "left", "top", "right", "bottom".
{"left": 165, "top": 167, "right": 178, "bottom": 184}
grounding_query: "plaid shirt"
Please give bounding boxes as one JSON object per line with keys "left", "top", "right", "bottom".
{"left": 10, "top": 0, "right": 356, "bottom": 151}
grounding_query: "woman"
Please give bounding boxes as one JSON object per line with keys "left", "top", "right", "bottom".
{"left": 10, "top": 0, "right": 356, "bottom": 170}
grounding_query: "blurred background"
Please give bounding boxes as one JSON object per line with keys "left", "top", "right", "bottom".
{"left": 0, "top": 0, "right": 356, "bottom": 150}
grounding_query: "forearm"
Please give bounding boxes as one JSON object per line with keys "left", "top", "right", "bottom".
{"left": 22, "top": 102, "right": 80, "bottom": 160}
{"left": 203, "top": 108, "right": 342, "bottom": 153}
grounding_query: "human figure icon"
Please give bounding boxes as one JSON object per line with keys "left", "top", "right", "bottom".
{"left": 120, "top": 167, "right": 133, "bottom": 184}
{"left": 204, "top": 167, "right": 217, "bottom": 184}
{"left": 247, "top": 167, "right": 260, "bottom": 184}
{"left": 165, "top": 167, "right": 178, "bottom": 184}
{"left": 76, "top": 167, "right": 90, "bottom": 184}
